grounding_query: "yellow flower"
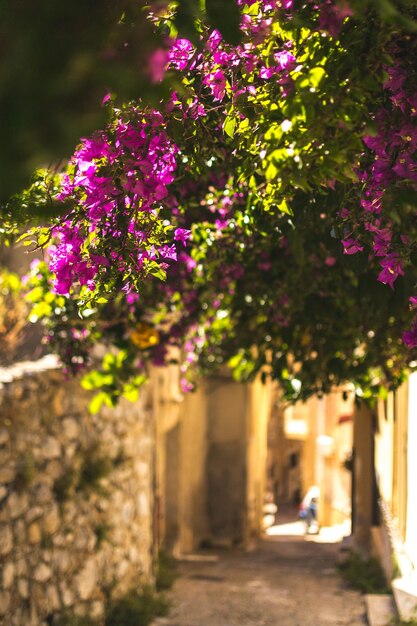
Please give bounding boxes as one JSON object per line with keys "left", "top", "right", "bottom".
{"left": 130, "top": 323, "right": 160, "bottom": 350}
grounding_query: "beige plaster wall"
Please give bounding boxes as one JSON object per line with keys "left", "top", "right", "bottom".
{"left": 178, "top": 385, "right": 209, "bottom": 553}
{"left": 245, "top": 377, "right": 272, "bottom": 543}
{"left": 406, "top": 373, "right": 417, "bottom": 572}
{"left": 153, "top": 368, "right": 272, "bottom": 552}
{"left": 352, "top": 401, "right": 374, "bottom": 553}
{"left": 205, "top": 377, "right": 248, "bottom": 545}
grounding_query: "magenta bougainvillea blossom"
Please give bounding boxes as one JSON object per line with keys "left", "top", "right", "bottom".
{"left": 341, "top": 238, "right": 364, "bottom": 255}
{"left": 24, "top": 0, "right": 417, "bottom": 409}
{"left": 50, "top": 108, "right": 179, "bottom": 295}
{"left": 48, "top": 0, "right": 306, "bottom": 300}
{"left": 337, "top": 44, "right": 417, "bottom": 346}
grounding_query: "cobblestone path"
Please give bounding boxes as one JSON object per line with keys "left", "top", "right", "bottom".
{"left": 154, "top": 516, "right": 366, "bottom": 626}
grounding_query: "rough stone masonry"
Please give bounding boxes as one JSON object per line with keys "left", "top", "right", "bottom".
{"left": 0, "top": 356, "right": 155, "bottom": 626}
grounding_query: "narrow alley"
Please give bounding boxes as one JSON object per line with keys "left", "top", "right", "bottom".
{"left": 155, "top": 510, "right": 366, "bottom": 626}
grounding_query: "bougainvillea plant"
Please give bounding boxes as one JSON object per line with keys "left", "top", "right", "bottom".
{"left": 5, "top": 0, "right": 417, "bottom": 409}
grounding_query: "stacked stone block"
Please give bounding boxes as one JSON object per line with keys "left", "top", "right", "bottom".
{"left": 0, "top": 357, "right": 154, "bottom": 626}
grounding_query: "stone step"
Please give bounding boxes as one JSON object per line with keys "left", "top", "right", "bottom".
{"left": 365, "top": 594, "right": 397, "bottom": 626}
{"left": 392, "top": 576, "right": 417, "bottom": 621}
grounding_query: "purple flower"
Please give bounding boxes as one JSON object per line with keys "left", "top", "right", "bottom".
{"left": 207, "top": 29, "right": 222, "bottom": 53}
{"left": 180, "top": 378, "right": 194, "bottom": 393}
{"left": 50, "top": 107, "right": 181, "bottom": 295}
{"left": 377, "top": 254, "right": 404, "bottom": 289}
{"left": 383, "top": 66, "right": 406, "bottom": 93}
{"left": 101, "top": 92, "right": 112, "bottom": 106}
{"left": 126, "top": 292, "right": 140, "bottom": 305}
{"left": 403, "top": 321, "right": 417, "bottom": 348}
{"left": 392, "top": 151, "right": 417, "bottom": 181}
{"left": 203, "top": 70, "right": 227, "bottom": 101}
{"left": 365, "top": 225, "right": 392, "bottom": 257}
{"left": 259, "top": 66, "right": 277, "bottom": 80}
{"left": 338, "top": 207, "right": 350, "bottom": 219}
{"left": 187, "top": 98, "right": 206, "bottom": 119}
{"left": 159, "top": 244, "right": 178, "bottom": 261}
{"left": 342, "top": 238, "right": 363, "bottom": 255}
{"left": 174, "top": 228, "right": 192, "bottom": 245}
{"left": 318, "top": 1, "right": 353, "bottom": 37}
{"left": 274, "top": 50, "right": 296, "bottom": 71}
{"left": 179, "top": 252, "right": 197, "bottom": 273}
{"left": 168, "top": 39, "right": 195, "bottom": 71}
{"left": 147, "top": 48, "right": 168, "bottom": 83}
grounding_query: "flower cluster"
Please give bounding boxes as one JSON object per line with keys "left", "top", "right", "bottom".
{"left": 24, "top": 0, "right": 417, "bottom": 407}
{"left": 160, "top": 0, "right": 300, "bottom": 117}
{"left": 338, "top": 46, "right": 417, "bottom": 346}
{"left": 49, "top": 0, "right": 354, "bottom": 302}
{"left": 50, "top": 107, "right": 181, "bottom": 296}
{"left": 316, "top": 0, "right": 352, "bottom": 37}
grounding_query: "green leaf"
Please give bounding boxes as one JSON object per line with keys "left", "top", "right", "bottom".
{"left": 37, "top": 228, "right": 51, "bottom": 247}
{"left": 243, "top": 2, "right": 259, "bottom": 17}
{"left": 30, "top": 301, "right": 52, "bottom": 319}
{"left": 149, "top": 265, "right": 167, "bottom": 281}
{"left": 81, "top": 370, "right": 114, "bottom": 389}
{"left": 277, "top": 198, "right": 293, "bottom": 215}
{"left": 298, "top": 66, "right": 326, "bottom": 89}
{"left": 88, "top": 392, "right": 108, "bottom": 414}
{"left": 122, "top": 385, "right": 139, "bottom": 402}
{"left": 223, "top": 115, "right": 237, "bottom": 138}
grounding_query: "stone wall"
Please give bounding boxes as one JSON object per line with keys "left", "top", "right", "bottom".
{"left": 0, "top": 356, "right": 154, "bottom": 626}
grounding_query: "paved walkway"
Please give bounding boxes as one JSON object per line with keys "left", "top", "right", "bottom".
{"left": 154, "top": 511, "right": 366, "bottom": 626}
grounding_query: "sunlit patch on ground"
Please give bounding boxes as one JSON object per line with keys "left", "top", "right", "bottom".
{"left": 265, "top": 512, "right": 351, "bottom": 544}
{"left": 265, "top": 519, "right": 306, "bottom": 537}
